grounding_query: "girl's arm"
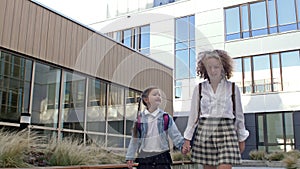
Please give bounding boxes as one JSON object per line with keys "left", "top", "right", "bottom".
{"left": 183, "top": 85, "right": 199, "bottom": 140}
{"left": 167, "top": 115, "right": 184, "bottom": 150}
{"left": 125, "top": 135, "right": 140, "bottom": 161}
{"left": 234, "top": 84, "right": 249, "bottom": 142}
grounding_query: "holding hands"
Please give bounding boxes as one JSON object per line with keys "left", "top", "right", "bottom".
{"left": 182, "top": 139, "right": 191, "bottom": 154}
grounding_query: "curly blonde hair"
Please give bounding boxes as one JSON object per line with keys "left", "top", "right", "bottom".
{"left": 196, "top": 49, "right": 234, "bottom": 80}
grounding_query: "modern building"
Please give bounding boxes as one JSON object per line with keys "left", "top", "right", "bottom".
{"left": 0, "top": 0, "right": 174, "bottom": 150}
{"left": 89, "top": 0, "right": 300, "bottom": 158}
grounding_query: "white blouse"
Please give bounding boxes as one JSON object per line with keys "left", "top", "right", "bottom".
{"left": 143, "top": 108, "right": 163, "bottom": 152}
{"left": 184, "top": 79, "right": 249, "bottom": 142}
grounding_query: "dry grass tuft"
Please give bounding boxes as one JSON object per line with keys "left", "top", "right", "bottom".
{"left": 0, "top": 129, "right": 39, "bottom": 168}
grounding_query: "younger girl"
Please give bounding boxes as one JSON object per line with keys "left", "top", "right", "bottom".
{"left": 126, "top": 86, "right": 184, "bottom": 169}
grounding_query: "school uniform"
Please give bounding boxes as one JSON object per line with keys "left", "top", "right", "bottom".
{"left": 184, "top": 79, "right": 249, "bottom": 166}
{"left": 126, "top": 108, "right": 184, "bottom": 169}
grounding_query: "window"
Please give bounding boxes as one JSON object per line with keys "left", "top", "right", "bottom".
{"left": 107, "top": 85, "right": 125, "bottom": 148}
{"left": 140, "top": 25, "right": 150, "bottom": 55}
{"left": 281, "top": 51, "right": 300, "bottom": 91}
{"left": 253, "top": 55, "right": 271, "bottom": 93}
{"left": 267, "top": 0, "right": 278, "bottom": 34}
{"left": 277, "top": 0, "right": 297, "bottom": 32}
{"left": 0, "top": 51, "right": 32, "bottom": 123}
{"left": 106, "top": 25, "right": 150, "bottom": 55}
{"left": 61, "top": 71, "right": 86, "bottom": 131}
{"left": 175, "top": 15, "right": 195, "bottom": 99}
{"left": 86, "top": 78, "right": 107, "bottom": 133}
{"left": 257, "top": 112, "right": 295, "bottom": 153}
{"left": 233, "top": 50, "right": 300, "bottom": 94}
{"left": 225, "top": 7, "right": 240, "bottom": 41}
{"left": 250, "top": 1, "right": 268, "bottom": 36}
{"left": 31, "top": 62, "right": 61, "bottom": 127}
{"left": 225, "top": 0, "right": 300, "bottom": 41}
{"left": 123, "top": 29, "right": 132, "bottom": 48}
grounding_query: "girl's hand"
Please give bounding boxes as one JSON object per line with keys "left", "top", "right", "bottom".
{"left": 127, "top": 160, "right": 134, "bottom": 169}
{"left": 239, "top": 141, "right": 245, "bottom": 153}
{"left": 182, "top": 139, "right": 191, "bottom": 154}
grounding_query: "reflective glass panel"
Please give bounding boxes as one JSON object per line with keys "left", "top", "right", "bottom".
{"left": 31, "top": 62, "right": 61, "bottom": 127}
{"left": 250, "top": 1, "right": 268, "bottom": 36}
{"left": 271, "top": 53, "right": 282, "bottom": 91}
{"left": 267, "top": 0, "right": 278, "bottom": 34}
{"left": 62, "top": 71, "right": 86, "bottom": 130}
{"left": 232, "top": 58, "right": 243, "bottom": 92}
{"left": 253, "top": 55, "right": 271, "bottom": 93}
{"left": 86, "top": 78, "right": 107, "bottom": 133}
{"left": 123, "top": 29, "right": 132, "bottom": 48}
{"left": 241, "top": 5, "right": 250, "bottom": 38}
{"left": 225, "top": 7, "right": 240, "bottom": 40}
{"left": 107, "top": 85, "right": 124, "bottom": 135}
{"left": 243, "top": 57, "right": 252, "bottom": 93}
{"left": 267, "top": 113, "right": 283, "bottom": 144}
{"left": 277, "top": 0, "right": 297, "bottom": 32}
{"left": 0, "top": 52, "right": 32, "bottom": 123}
{"left": 125, "top": 89, "right": 139, "bottom": 136}
{"left": 175, "top": 49, "right": 189, "bottom": 79}
{"left": 140, "top": 25, "right": 150, "bottom": 55}
{"left": 281, "top": 51, "right": 300, "bottom": 91}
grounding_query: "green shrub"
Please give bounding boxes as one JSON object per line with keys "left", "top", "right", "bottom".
{"left": 171, "top": 151, "right": 191, "bottom": 161}
{"left": 249, "top": 150, "right": 266, "bottom": 160}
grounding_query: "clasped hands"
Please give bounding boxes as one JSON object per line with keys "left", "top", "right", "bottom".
{"left": 181, "top": 139, "right": 191, "bottom": 155}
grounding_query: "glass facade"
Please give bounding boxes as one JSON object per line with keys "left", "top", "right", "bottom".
{"left": 225, "top": 0, "right": 300, "bottom": 41}
{"left": 0, "top": 49, "right": 141, "bottom": 148}
{"left": 232, "top": 50, "right": 300, "bottom": 94}
{"left": 174, "top": 15, "right": 195, "bottom": 99}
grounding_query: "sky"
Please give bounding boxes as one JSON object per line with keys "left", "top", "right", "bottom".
{"left": 32, "top": 0, "right": 107, "bottom": 25}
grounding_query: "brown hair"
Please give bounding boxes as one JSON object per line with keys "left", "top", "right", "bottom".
{"left": 196, "top": 49, "right": 233, "bottom": 80}
{"left": 132, "top": 86, "right": 158, "bottom": 138}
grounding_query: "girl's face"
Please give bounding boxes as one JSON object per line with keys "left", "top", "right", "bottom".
{"left": 204, "top": 57, "right": 223, "bottom": 82}
{"left": 144, "top": 89, "right": 161, "bottom": 110}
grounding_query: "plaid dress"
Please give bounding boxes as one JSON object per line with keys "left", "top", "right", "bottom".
{"left": 191, "top": 118, "right": 241, "bottom": 166}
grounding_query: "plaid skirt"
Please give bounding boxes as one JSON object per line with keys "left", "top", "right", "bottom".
{"left": 191, "top": 118, "right": 241, "bottom": 166}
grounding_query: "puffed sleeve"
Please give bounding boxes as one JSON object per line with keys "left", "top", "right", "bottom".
{"left": 234, "top": 84, "right": 249, "bottom": 142}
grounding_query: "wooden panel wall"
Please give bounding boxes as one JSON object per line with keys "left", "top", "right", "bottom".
{"left": 0, "top": 0, "right": 173, "bottom": 113}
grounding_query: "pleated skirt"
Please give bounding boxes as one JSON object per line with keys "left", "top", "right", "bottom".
{"left": 191, "top": 118, "right": 241, "bottom": 166}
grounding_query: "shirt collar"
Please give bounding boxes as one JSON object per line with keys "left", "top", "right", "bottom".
{"left": 144, "top": 108, "right": 160, "bottom": 117}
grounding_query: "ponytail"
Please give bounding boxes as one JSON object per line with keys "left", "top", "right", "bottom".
{"left": 132, "top": 97, "right": 142, "bottom": 138}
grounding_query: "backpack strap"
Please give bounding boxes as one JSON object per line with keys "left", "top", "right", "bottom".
{"left": 232, "top": 82, "right": 236, "bottom": 117}
{"left": 163, "top": 113, "right": 169, "bottom": 131}
{"left": 195, "top": 83, "right": 202, "bottom": 124}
